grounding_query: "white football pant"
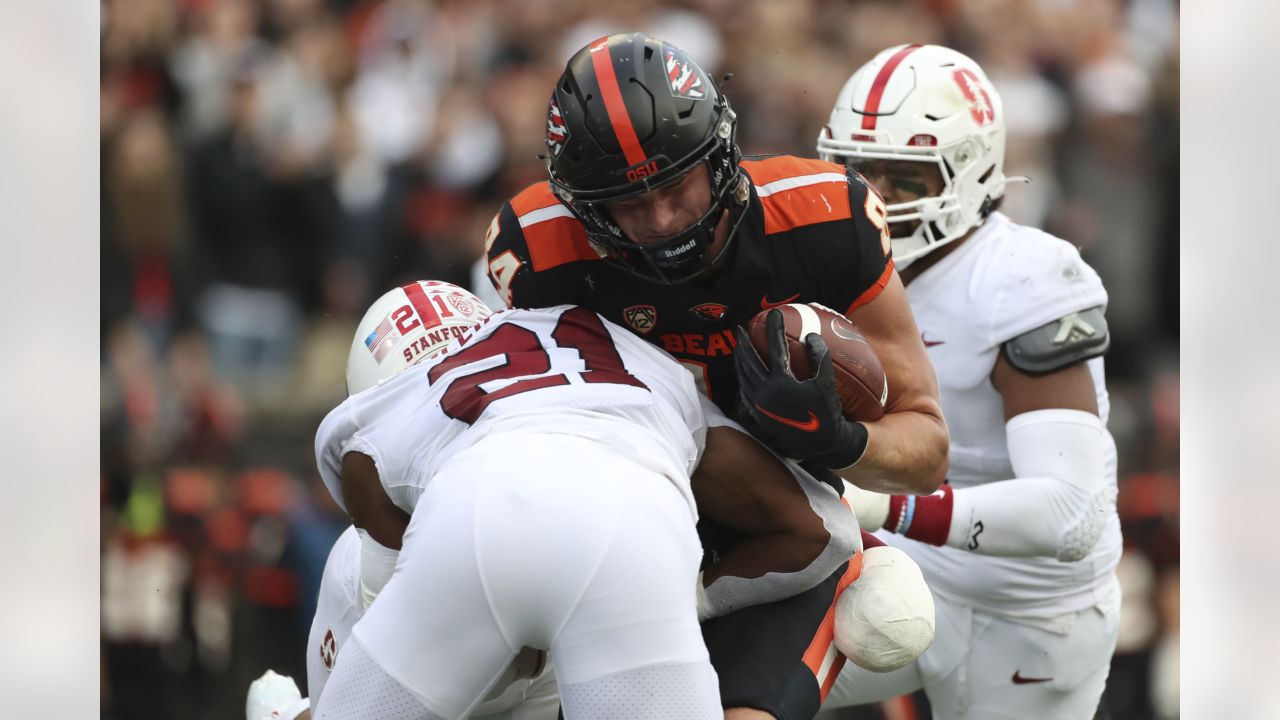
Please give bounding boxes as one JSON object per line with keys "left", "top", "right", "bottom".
{"left": 315, "top": 432, "right": 719, "bottom": 719}
{"left": 820, "top": 579, "right": 1120, "bottom": 720}
{"left": 306, "top": 526, "right": 559, "bottom": 718}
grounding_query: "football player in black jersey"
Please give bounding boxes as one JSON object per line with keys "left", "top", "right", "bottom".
{"left": 485, "top": 33, "right": 948, "bottom": 719}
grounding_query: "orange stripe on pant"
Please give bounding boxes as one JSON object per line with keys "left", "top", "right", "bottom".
{"left": 800, "top": 551, "right": 865, "bottom": 700}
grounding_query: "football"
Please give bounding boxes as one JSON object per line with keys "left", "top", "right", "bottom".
{"left": 746, "top": 303, "right": 888, "bottom": 421}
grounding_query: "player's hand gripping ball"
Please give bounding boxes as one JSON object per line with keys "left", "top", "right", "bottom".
{"left": 745, "top": 303, "right": 887, "bottom": 421}
{"left": 733, "top": 305, "right": 886, "bottom": 467}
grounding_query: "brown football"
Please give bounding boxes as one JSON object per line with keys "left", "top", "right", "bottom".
{"left": 746, "top": 303, "right": 888, "bottom": 421}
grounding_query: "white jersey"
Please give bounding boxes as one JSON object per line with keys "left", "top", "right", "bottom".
{"left": 315, "top": 306, "right": 708, "bottom": 517}
{"left": 889, "top": 211, "right": 1122, "bottom": 618}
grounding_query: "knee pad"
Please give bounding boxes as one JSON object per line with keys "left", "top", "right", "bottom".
{"left": 833, "top": 546, "right": 935, "bottom": 673}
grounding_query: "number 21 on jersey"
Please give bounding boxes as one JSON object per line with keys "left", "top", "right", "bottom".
{"left": 428, "top": 308, "right": 647, "bottom": 424}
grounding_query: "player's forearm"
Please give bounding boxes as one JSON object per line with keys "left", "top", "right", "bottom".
{"left": 699, "top": 458, "right": 858, "bottom": 619}
{"left": 844, "top": 409, "right": 1113, "bottom": 561}
{"left": 932, "top": 475, "right": 1112, "bottom": 559}
{"left": 838, "top": 408, "right": 948, "bottom": 494}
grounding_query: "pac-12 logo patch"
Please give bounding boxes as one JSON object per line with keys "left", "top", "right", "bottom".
{"left": 623, "top": 305, "right": 658, "bottom": 334}
{"left": 690, "top": 303, "right": 728, "bottom": 320}
{"left": 663, "top": 43, "right": 707, "bottom": 100}
{"left": 320, "top": 627, "right": 337, "bottom": 671}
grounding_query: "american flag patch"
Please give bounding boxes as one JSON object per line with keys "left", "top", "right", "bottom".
{"left": 364, "top": 317, "right": 396, "bottom": 362}
{"left": 663, "top": 44, "right": 706, "bottom": 100}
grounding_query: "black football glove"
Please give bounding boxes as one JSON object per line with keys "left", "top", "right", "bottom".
{"left": 733, "top": 309, "right": 869, "bottom": 469}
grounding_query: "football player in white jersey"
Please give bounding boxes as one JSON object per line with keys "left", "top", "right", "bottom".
{"left": 244, "top": 525, "right": 561, "bottom": 720}
{"left": 301, "top": 281, "right": 863, "bottom": 719}
{"left": 814, "top": 45, "right": 1122, "bottom": 719}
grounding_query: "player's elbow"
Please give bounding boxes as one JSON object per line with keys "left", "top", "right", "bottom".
{"left": 1055, "top": 486, "right": 1115, "bottom": 562}
{"left": 907, "top": 417, "right": 949, "bottom": 494}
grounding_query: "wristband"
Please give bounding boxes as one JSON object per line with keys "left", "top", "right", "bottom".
{"left": 888, "top": 493, "right": 908, "bottom": 533}
{"left": 899, "top": 495, "right": 917, "bottom": 535}
{"left": 885, "top": 484, "right": 955, "bottom": 546}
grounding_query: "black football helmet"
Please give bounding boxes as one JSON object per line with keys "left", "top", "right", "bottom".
{"left": 545, "top": 32, "right": 749, "bottom": 284}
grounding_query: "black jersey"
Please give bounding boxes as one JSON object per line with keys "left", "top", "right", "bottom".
{"left": 485, "top": 155, "right": 893, "bottom": 410}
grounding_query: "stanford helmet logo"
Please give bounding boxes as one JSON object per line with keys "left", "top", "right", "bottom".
{"left": 952, "top": 69, "right": 995, "bottom": 126}
{"left": 663, "top": 44, "right": 707, "bottom": 100}
{"left": 690, "top": 303, "right": 728, "bottom": 320}
{"left": 547, "top": 93, "right": 569, "bottom": 156}
{"left": 623, "top": 304, "right": 658, "bottom": 334}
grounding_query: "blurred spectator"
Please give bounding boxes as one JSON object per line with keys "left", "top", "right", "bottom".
{"left": 100, "top": 2, "right": 1180, "bottom": 717}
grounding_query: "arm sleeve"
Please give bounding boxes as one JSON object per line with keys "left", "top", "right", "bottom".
{"left": 943, "top": 409, "right": 1117, "bottom": 562}
{"left": 701, "top": 455, "right": 860, "bottom": 618}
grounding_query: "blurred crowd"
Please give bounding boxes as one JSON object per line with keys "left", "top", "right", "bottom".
{"left": 98, "top": 0, "right": 1180, "bottom": 718}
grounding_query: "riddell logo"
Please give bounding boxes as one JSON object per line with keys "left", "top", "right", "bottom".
{"left": 663, "top": 238, "right": 698, "bottom": 258}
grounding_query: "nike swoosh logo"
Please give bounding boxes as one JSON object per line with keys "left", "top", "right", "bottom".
{"left": 761, "top": 293, "right": 801, "bottom": 311}
{"left": 1011, "top": 671, "right": 1053, "bottom": 685}
{"left": 754, "top": 404, "right": 820, "bottom": 432}
{"left": 921, "top": 333, "right": 944, "bottom": 347}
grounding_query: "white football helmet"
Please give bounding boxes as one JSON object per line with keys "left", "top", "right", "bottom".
{"left": 346, "top": 280, "right": 493, "bottom": 395}
{"left": 818, "top": 44, "right": 1009, "bottom": 269}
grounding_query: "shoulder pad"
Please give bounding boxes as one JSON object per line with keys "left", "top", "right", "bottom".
{"left": 1001, "top": 306, "right": 1109, "bottom": 375}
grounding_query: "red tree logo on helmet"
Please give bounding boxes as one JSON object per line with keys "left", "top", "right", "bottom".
{"left": 952, "top": 68, "right": 995, "bottom": 126}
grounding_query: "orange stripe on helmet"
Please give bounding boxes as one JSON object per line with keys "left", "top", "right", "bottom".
{"left": 589, "top": 36, "right": 648, "bottom": 167}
